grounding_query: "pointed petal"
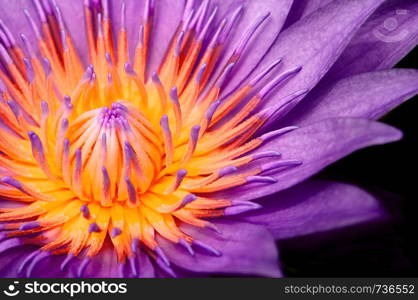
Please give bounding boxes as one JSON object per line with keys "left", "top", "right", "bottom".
{"left": 211, "top": 0, "right": 293, "bottom": 95}
{"left": 243, "top": 180, "right": 387, "bottom": 239}
{"left": 281, "top": 69, "right": 418, "bottom": 126}
{"left": 325, "top": 0, "right": 418, "bottom": 80}
{"left": 255, "top": 0, "right": 385, "bottom": 110}
{"left": 157, "top": 220, "right": 281, "bottom": 277}
{"left": 213, "top": 118, "right": 402, "bottom": 201}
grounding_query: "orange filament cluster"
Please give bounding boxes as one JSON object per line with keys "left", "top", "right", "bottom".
{"left": 0, "top": 0, "right": 304, "bottom": 275}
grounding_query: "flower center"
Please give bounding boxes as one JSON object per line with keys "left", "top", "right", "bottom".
{"left": 67, "top": 102, "right": 158, "bottom": 206}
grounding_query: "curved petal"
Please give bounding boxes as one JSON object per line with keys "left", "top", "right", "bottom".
{"left": 0, "top": 0, "right": 37, "bottom": 47}
{"left": 242, "top": 180, "right": 387, "bottom": 239}
{"left": 254, "top": 0, "right": 385, "bottom": 110}
{"left": 283, "top": 0, "right": 333, "bottom": 29}
{"left": 0, "top": 244, "right": 66, "bottom": 277}
{"left": 157, "top": 220, "right": 281, "bottom": 277}
{"left": 213, "top": 118, "right": 402, "bottom": 201}
{"left": 210, "top": 0, "right": 293, "bottom": 95}
{"left": 279, "top": 69, "right": 418, "bottom": 126}
{"left": 76, "top": 246, "right": 154, "bottom": 278}
{"left": 325, "top": 0, "right": 418, "bottom": 80}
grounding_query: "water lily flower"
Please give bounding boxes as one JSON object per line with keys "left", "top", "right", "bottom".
{"left": 0, "top": 0, "right": 417, "bottom": 278}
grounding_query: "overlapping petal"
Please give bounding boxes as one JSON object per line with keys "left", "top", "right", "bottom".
{"left": 214, "top": 118, "right": 402, "bottom": 201}
{"left": 157, "top": 220, "right": 281, "bottom": 277}
{"left": 325, "top": 0, "right": 418, "bottom": 80}
{"left": 243, "top": 180, "right": 387, "bottom": 239}
{"left": 279, "top": 69, "right": 418, "bottom": 126}
{"left": 254, "top": 0, "right": 385, "bottom": 110}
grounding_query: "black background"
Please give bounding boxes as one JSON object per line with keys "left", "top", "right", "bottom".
{"left": 280, "top": 49, "right": 418, "bottom": 277}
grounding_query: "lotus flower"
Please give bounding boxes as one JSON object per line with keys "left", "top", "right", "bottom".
{"left": 0, "top": 0, "right": 417, "bottom": 278}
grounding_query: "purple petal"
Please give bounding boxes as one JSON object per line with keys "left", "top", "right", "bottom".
{"left": 280, "top": 69, "right": 418, "bottom": 126}
{"left": 254, "top": 0, "right": 385, "bottom": 111}
{"left": 213, "top": 118, "right": 402, "bottom": 201}
{"left": 0, "top": 244, "right": 67, "bottom": 278}
{"left": 325, "top": 0, "right": 418, "bottom": 80}
{"left": 243, "top": 180, "right": 387, "bottom": 239}
{"left": 209, "top": 0, "right": 293, "bottom": 95}
{"left": 283, "top": 0, "right": 334, "bottom": 29}
{"left": 79, "top": 245, "right": 155, "bottom": 278}
{"left": 157, "top": 220, "right": 281, "bottom": 277}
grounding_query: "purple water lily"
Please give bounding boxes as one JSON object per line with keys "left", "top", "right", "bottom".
{"left": 0, "top": 0, "right": 417, "bottom": 278}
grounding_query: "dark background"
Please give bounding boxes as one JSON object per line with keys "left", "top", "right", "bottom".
{"left": 280, "top": 49, "right": 418, "bottom": 277}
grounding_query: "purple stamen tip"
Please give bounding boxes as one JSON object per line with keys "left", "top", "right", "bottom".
{"left": 60, "top": 29, "right": 68, "bottom": 50}
{"left": 175, "top": 31, "right": 184, "bottom": 56}
{"left": 60, "top": 254, "right": 74, "bottom": 271}
{"left": 169, "top": 87, "right": 179, "bottom": 103}
{"left": 205, "top": 223, "right": 222, "bottom": 235}
{"left": 131, "top": 238, "right": 140, "bottom": 253}
{"left": 63, "top": 138, "right": 70, "bottom": 154}
{"left": 42, "top": 57, "right": 51, "bottom": 75}
{"left": 75, "top": 148, "right": 82, "bottom": 170}
{"left": 252, "top": 151, "right": 281, "bottom": 161}
{"left": 218, "top": 166, "right": 238, "bottom": 177}
{"left": 111, "top": 227, "right": 122, "bottom": 238}
{"left": 192, "top": 240, "right": 221, "bottom": 257}
{"left": 19, "top": 221, "right": 40, "bottom": 231}
{"left": 28, "top": 131, "right": 44, "bottom": 155}
{"left": 88, "top": 222, "right": 101, "bottom": 233}
{"left": 102, "top": 167, "right": 110, "bottom": 193}
{"left": 228, "top": 200, "right": 263, "bottom": 215}
{"left": 41, "top": 101, "right": 49, "bottom": 115}
{"left": 177, "top": 168, "right": 187, "bottom": 179}
{"left": 160, "top": 114, "right": 170, "bottom": 131}
{"left": 196, "top": 63, "right": 207, "bottom": 84}
{"left": 0, "top": 43, "right": 12, "bottom": 64}
{"left": 77, "top": 258, "right": 91, "bottom": 277}
{"left": 179, "top": 238, "right": 195, "bottom": 256}
{"left": 1, "top": 177, "right": 22, "bottom": 189}
{"left": 61, "top": 118, "right": 69, "bottom": 131}
{"left": 105, "top": 53, "right": 112, "bottom": 65}
{"left": 260, "top": 126, "right": 299, "bottom": 142}
{"left": 190, "top": 125, "right": 200, "bottom": 142}
{"left": 0, "top": 29, "right": 11, "bottom": 48}
{"left": 26, "top": 251, "right": 50, "bottom": 277}
{"left": 249, "top": 58, "right": 282, "bottom": 86}
{"left": 261, "top": 160, "right": 303, "bottom": 173}
{"left": 63, "top": 95, "right": 71, "bottom": 104}
{"left": 181, "top": 194, "right": 197, "bottom": 206}
{"left": 138, "top": 25, "right": 144, "bottom": 46}
{"left": 205, "top": 100, "right": 221, "bottom": 121}
{"left": 217, "top": 63, "right": 235, "bottom": 88}
{"left": 125, "top": 178, "right": 137, "bottom": 204}
{"left": 246, "top": 176, "right": 277, "bottom": 184}
{"left": 259, "top": 67, "right": 302, "bottom": 99}
{"left": 156, "top": 258, "right": 177, "bottom": 278}
{"left": 24, "top": 9, "right": 42, "bottom": 40}
{"left": 82, "top": 65, "right": 94, "bottom": 81}
{"left": 151, "top": 72, "right": 161, "bottom": 84}
{"left": 80, "top": 204, "right": 90, "bottom": 218}
{"left": 124, "top": 62, "right": 134, "bottom": 74}
{"left": 128, "top": 256, "right": 138, "bottom": 277}
{"left": 155, "top": 246, "right": 170, "bottom": 267}
{"left": 7, "top": 100, "right": 20, "bottom": 117}
{"left": 23, "top": 58, "right": 35, "bottom": 83}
